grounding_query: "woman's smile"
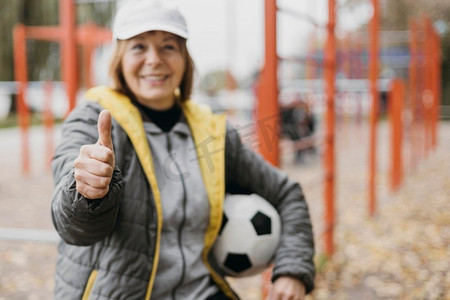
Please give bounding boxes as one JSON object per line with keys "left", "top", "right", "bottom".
{"left": 141, "top": 74, "right": 168, "bottom": 84}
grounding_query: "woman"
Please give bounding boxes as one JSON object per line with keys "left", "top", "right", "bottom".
{"left": 51, "top": 2, "right": 315, "bottom": 299}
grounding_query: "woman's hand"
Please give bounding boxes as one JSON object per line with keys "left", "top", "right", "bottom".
{"left": 267, "top": 276, "right": 306, "bottom": 300}
{"left": 74, "top": 110, "right": 115, "bottom": 199}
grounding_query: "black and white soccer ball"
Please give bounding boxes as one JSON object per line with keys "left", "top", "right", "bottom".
{"left": 212, "top": 194, "right": 281, "bottom": 277}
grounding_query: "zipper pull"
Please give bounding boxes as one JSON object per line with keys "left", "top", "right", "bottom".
{"left": 166, "top": 133, "right": 172, "bottom": 152}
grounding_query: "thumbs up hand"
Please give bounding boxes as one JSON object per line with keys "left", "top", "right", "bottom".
{"left": 74, "top": 110, "right": 116, "bottom": 199}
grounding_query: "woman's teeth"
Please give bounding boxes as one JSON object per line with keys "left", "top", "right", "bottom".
{"left": 144, "top": 75, "right": 166, "bottom": 81}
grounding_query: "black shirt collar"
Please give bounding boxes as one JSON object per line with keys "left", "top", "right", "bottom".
{"left": 135, "top": 101, "right": 182, "bottom": 133}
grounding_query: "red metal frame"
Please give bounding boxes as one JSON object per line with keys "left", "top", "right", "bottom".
{"left": 13, "top": 0, "right": 112, "bottom": 174}
{"left": 259, "top": 1, "right": 278, "bottom": 297}
{"left": 13, "top": 24, "right": 30, "bottom": 174}
{"left": 407, "top": 16, "right": 441, "bottom": 178}
{"left": 323, "top": 0, "right": 336, "bottom": 257}
{"left": 259, "top": 0, "right": 337, "bottom": 294}
{"left": 256, "top": 0, "right": 279, "bottom": 167}
{"left": 368, "top": 0, "right": 379, "bottom": 216}
{"left": 423, "top": 16, "right": 440, "bottom": 156}
{"left": 257, "top": 0, "right": 337, "bottom": 257}
{"left": 389, "top": 79, "right": 404, "bottom": 191}
{"left": 61, "top": 0, "right": 78, "bottom": 112}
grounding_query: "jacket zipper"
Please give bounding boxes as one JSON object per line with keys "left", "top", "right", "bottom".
{"left": 166, "top": 134, "right": 187, "bottom": 300}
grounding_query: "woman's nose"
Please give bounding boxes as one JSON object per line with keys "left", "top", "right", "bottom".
{"left": 145, "top": 47, "right": 162, "bottom": 65}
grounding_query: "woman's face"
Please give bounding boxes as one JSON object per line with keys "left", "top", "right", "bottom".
{"left": 122, "top": 31, "right": 186, "bottom": 110}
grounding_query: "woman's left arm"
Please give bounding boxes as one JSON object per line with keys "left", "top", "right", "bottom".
{"left": 224, "top": 124, "right": 315, "bottom": 295}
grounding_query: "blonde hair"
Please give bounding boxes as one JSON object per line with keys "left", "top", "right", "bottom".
{"left": 108, "top": 36, "right": 194, "bottom": 103}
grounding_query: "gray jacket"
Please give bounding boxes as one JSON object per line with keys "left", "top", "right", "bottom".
{"left": 51, "top": 94, "right": 315, "bottom": 299}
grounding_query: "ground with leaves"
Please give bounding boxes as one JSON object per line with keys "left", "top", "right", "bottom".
{"left": 313, "top": 139, "right": 450, "bottom": 299}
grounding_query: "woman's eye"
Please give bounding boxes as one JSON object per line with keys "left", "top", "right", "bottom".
{"left": 131, "top": 43, "right": 145, "bottom": 51}
{"left": 163, "top": 44, "right": 177, "bottom": 51}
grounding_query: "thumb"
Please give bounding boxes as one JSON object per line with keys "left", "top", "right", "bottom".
{"left": 97, "top": 110, "right": 114, "bottom": 150}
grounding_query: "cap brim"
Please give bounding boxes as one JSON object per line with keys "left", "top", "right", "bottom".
{"left": 115, "top": 23, "right": 188, "bottom": 40}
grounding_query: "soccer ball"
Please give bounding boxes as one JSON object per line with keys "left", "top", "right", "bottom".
{"left": 212, "top": 194, "right": 281, "bottom": 277}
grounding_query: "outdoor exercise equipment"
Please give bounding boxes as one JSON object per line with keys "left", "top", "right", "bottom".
{"left": 13, "top": 0, "right": 111, "bottom": 174}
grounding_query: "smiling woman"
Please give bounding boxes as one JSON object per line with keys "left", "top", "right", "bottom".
{"left": 50, "top": 1, "right": 315, "bottom": 300}
{"left": 120, "top": 31, "right": 186, "bottom": 110}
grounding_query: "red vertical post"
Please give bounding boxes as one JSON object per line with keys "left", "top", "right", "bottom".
{"left": 368, "top": 0, "right": 379, "bottom": 216}
{"left": 61, "top": 0, "right": 78, "bottom": 113}
{"left": 323, "top": 0, "right": 336, "bottom": 257}
{"left": 259, "top": 0, "right": 278, "bottom": 297}
{"left": 257, "top": 0, "right": 279, "bottom": 167}
{"left": 389, "top": 79, "right": 404, "bottom": 191}
{"left": 13, "top": 24, "right": 31, "bottom": 175}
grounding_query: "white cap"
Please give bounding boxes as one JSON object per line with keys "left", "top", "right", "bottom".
{"left": 112, "top": 1, "right": 188, "bottom": 41}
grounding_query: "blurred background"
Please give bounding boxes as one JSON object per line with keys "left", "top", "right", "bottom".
{"left": 0, "top": 0, "right": 449, "bottom": 299}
